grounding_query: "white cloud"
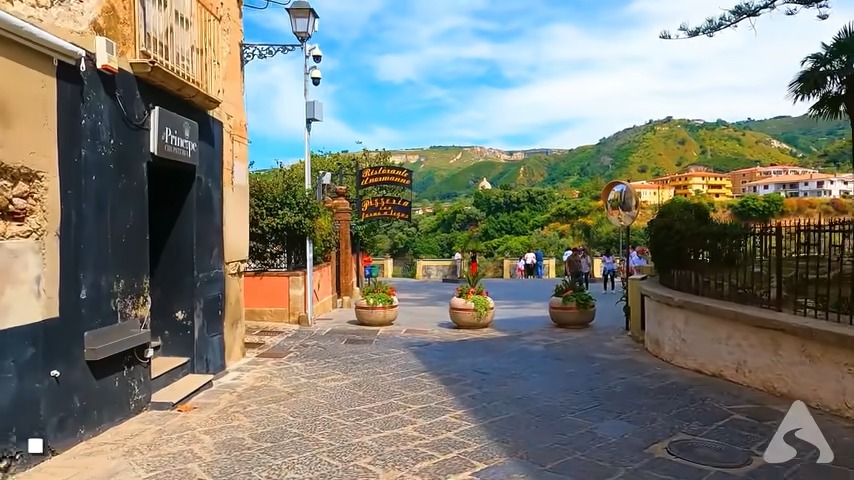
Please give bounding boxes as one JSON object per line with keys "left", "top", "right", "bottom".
{"left": 244, "top": 0, "right": 854, "bottom": 157}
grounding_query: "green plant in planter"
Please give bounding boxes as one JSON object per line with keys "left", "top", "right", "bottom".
{"left": 454, "top": 270, "right": 491, "bottom": 320}
{"left": 552, "top": 277, "right": 596, "bottom": 310}
{"left": 361, "top": 281, "right": 397, "bottom": 307}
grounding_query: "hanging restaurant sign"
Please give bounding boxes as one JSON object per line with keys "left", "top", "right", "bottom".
{"left": 359, "top": 196, "right": 412, "bottom": 221}
{"left": 357, "top": 166, "right": 413, "bottom": 189}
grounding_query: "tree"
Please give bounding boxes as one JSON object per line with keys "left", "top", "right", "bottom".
{"left": 248, "top": 168, "right": 335, "bottom": 269}
{"left": 787, "top": 22, "right": 854, "bottom": 172}
{"left": 660, "top": 1, "right": 831, "bottom": 40}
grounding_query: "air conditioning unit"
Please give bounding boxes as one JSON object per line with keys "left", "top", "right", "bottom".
{"left": 94, "top": 36, "right": 118, "bottom": 73}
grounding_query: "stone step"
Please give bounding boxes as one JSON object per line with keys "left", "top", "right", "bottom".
{"left": 151, "top": 356, "right": 188, "bottom": 380}
{"left": 150, "top": 373, "right": 213, "bottom": 410}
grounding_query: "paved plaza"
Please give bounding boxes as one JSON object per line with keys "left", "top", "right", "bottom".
{"left": 17, "top": 279, "right": 854, "bottom": 479}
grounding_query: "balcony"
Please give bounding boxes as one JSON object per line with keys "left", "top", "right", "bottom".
{"left": 131, "top": 0, "right": 223, "bottom": 110}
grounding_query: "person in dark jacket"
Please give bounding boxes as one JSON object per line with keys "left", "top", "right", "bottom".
{"left": 566, "top": 247, "right": 583, "bottom": 284}
{"left": 534, "top": 249, "right": 544, "bottom": 278}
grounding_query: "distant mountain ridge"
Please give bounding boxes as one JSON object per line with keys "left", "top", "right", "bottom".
{"left": 388, "top": 115, "right": 851, "bottom": 201}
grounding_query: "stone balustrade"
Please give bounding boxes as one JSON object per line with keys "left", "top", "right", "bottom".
{"left": 411, "top": 257, "right": 607, "bottom": 280}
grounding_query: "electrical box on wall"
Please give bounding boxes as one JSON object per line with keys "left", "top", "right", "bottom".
{"left": 94, "top": 36, "right": 118, "bottom": 73}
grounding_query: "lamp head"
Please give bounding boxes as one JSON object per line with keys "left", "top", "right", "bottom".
{"left": 286, "top": 0, "right": 318, "bottom": 42}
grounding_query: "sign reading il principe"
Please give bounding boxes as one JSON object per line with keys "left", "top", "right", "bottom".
{"left": 357, "top": 166, "right": 413, "bottom": 189}
{"left": 359, "top": 196, "right": 412, "bottom": 221}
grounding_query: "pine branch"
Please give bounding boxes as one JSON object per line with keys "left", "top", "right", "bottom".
{"left": 660, "top": 0, "right": 831, "bottom": 40}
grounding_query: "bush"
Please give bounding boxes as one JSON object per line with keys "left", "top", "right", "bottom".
{"left": 731, "top": 194, "right": 783, "bottom": 221}
{"left": 647, "top": 197, "right": 749, "bottom": 275}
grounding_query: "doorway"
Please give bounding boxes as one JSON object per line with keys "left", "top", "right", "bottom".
{"left": 147, "top": 158, "right": 196, "bottom": 363}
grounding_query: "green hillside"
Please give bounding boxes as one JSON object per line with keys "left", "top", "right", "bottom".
{"left": 386, "top": 115, "right": 853, "bottom": 201}
{"left": 735, "top": 115, "right": 850, "bottom": 153}
{"left": 805, "top": 138, "right": 852, "bottom": 170}
{"left": 540, "top": 118, "right": 801, "bottom": 186}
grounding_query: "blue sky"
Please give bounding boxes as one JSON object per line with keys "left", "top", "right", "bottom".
{"left": 243, "top": 0, "right": 852, "bottom": 169}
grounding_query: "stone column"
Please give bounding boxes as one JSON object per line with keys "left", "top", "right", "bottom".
{"left": 330, "top": 186, "right": 354, "bottom": 303}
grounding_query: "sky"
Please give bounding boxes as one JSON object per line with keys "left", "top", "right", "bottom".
{"left": 242, "top": 0, "right": 852, "bottom": 169}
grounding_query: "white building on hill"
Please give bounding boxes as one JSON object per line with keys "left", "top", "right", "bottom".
{"left": 743, "top": 173, "right": 854, "bottom": 198}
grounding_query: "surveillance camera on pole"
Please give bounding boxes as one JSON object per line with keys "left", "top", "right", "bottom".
{"left": 309, "top": 66, "right": 321, "bottom": 86}
{"left": 308, "top": 45, "right": 322, "bottom": 63}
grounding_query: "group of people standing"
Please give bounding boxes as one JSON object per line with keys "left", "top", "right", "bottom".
{"left": 452, "top": 246, "right": 649, "bottom": 294}
{"left": 563, "top": 245, "right": 648, "bottom": 294}
{"left": 453, "top": 250, "right": 478, "bottom": 277}
{"left": 516, "top": 249, "right": 545, "bottom": 279}
{"left": 562, "top": 246, "right": 595, "bottom": 290}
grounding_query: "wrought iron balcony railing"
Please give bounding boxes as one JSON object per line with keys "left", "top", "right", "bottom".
{"left": 133, "top": 0, "right": 223, "bottom": 109}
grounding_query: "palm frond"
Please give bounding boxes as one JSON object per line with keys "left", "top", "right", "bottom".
{"left": 806, "top": 92, "right": 848, "bottom": 121}
{"left": 788, "top": 21, "right": 854, "bottom": 122}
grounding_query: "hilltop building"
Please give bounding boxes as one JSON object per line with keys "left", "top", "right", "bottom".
{"left": 650, "top": 167, "right": 733, "bottom": 200}
{"left": 730, "top": 165, "right": 819, "bottom": 197}
{"left": 0, "top": 0, "right": 248, "bottom": 467}
{"left": 478, "top": 177, "right": 493, "bottom": 189}
{"left": 630, "top": 181, "right": 675, "bottom": 205}
{"left": 743, "top": 173, "right": 853, "bottom": 198}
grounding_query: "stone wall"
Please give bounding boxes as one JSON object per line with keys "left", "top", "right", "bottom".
{"left": 0, "top": 164, "right": 47, "bottom": 240}
{"left": 641, "top": 279, "right": 854, "bottom": 420}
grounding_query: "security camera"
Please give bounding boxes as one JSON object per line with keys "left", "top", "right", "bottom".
{"left": 309, "top": 45, "right": 323, "bottom": 64}
{"left": 309, "top": 67, "right": 321, "bottom": 86}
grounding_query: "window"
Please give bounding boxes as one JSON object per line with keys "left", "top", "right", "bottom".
{"left": 763, "top": 185, "right": 769, "bottom": 190}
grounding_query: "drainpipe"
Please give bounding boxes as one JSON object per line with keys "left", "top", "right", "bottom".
{"left": 0, "top": 11, "right": 86, "bottom": 67}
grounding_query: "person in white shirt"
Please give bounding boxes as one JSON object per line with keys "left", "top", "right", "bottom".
{"left": 453, "top": 251, "right": 463, "bottom": 278}
{"left": 628, "top": 246, "right": 645, "bottom": 275}
{"left": 523, "top": 250, "right": 537, "bottom": 279}
{"left": 601, "top": 249, "right": 617, "bottom": 293}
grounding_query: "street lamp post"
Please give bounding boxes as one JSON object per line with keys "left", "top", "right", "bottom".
{"left": 241, "top": 0, "right": 322, "bottom": 324}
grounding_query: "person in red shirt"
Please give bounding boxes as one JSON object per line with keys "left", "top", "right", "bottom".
{"left": 361, "top": 252, "right": 373, "bottom": 279}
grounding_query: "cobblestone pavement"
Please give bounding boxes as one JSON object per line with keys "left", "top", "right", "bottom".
{"left": 16, "top": 280, "right": 854, "bottom": 480}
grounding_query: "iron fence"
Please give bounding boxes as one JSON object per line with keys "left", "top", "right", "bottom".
{"left": 247, "top": 237, "right": 306, "bottom": 271}
{"left": 658, "top": 218, "right": 854, "bottom": 325}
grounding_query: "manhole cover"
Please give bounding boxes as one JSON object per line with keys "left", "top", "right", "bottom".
{"left": 256, "top": 349, "right": 290, "bottom": 358}
{"left": 253, "top": 330, "right": 283, "bottom": 337}
{"left": 666, "top": 439, "right": 752, "bottom": 469}
{"left": 343, "top": 337, "right": 375, "bottom": 345}
{"left": 244, "top": 341, "right": 265, "bottom": 349}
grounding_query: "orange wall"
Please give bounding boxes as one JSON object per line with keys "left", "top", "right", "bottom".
{"left": 244, "top": 272, "right": 291, "bottom": 309}
{"left": 312, "top": 263, "right": 333, "bottom": 306}
{"left": 244, "top": 263, "right": 334, "bottom": 313}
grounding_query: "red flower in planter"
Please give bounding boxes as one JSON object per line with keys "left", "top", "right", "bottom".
{"left": 484, "top": 290, "right": 489, "bottom": 296}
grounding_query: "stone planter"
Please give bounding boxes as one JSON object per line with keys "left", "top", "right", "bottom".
{"left": 355, "top": 297, "right": 399, "bottom": 327}
{"left": 449, "top": 296, "right": 495, "bottom": 329}
{"left": 548, "top": 296, "right": 595, "bottom": 328}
